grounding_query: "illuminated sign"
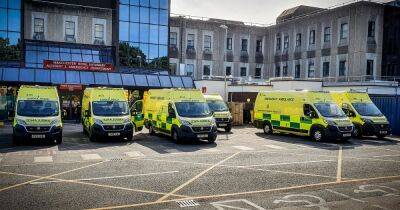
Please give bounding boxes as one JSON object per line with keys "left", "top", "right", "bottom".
{"left": 44, "top": 60, "right": 114, "bottom": 72}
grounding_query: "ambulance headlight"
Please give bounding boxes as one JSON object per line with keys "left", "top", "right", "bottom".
{"left": 180, "top": 118, "right": 191, "bottom": 126}
{"left": 94, "top": 119, "right": 104, "bottom": 125}
{"left": 324, "top": 119, "right": 337, "bottom": 126}
{"left": 361, "top": 118, "right": 373, "bottom": 123}
{"left": 16, "top": 119, "right": 27, "bottom": 126}
{"left": 211, "top": 118, "right": 217, "bottom": 126}
{"left": 123, "top": 117, "right": 131, "bottom": 124}
{"left": 51, "top": 119, "right": 61, "bottom": 126}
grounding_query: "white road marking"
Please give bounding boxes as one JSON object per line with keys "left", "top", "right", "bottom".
{"left": 373, "top": 154, "right": 400, "bottom": 158}
{"left": 232, "top": 146, "right": 254, "bottom": 151}
{"left": 241, "top": 159, "right": 335, "bottom": 167}
{"left": 125, "top": 151, "right": 145, "bottom": 157}
{"left": 263, "top": 144, "right": 286, "bottom": 150}
{"left": 81, "top": 154, "right": 102, "bottom": 161}
{"left": 211, "top": 199, "right": 265, "bottom": 210}
{"left": 30, "top": 171, "right": 179, "bottom": 185}
{"left": 176, "top": 200, "right": 200, "bottom": 207}
{"left": 326, "top": 189, "right": 366, "bottom": 203}
{"left": 34, "top": 156, "right": 53, "bottom": 163}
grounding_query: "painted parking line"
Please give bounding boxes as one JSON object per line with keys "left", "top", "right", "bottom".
{"left": 34, "top": 156, "right": 53, "bottom": 163}
{"left": 263, "top": 144, "right": 286, "bottom": 150}
{"left": 30, "top": 171, "right": 179, "bottom": 185}
{"left": 125, "top": 151, "right": 145, "bottom": 157}
{"left": 81, "top": 154, "right": 102, "bottom": 161}
{"left": 232, "top": 146, "right": 254, "bottom": 151}
{"left": 201, "top": 148, "right": 221, "bottom": 153}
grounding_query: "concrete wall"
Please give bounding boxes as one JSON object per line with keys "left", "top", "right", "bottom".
{"left": 24, "top": 2, "right": 113, "bottom": 46}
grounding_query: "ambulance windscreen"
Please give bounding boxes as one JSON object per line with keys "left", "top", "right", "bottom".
{"left": 92, "top": 101, "right": 129, "bottom": 116}
{"left": 314, "top": 103, "right": 346, "bottom": 118}
{"left": 352, "top": 103, "right": 383, "bottom": 117}
{"left": 207, "top": 101, "right": 229, "bottom": 112}
{"left": 175, "top": 102, "right": 212, "bottom": 118}
{"left": 17, "top": 100, "right": 59, "bottom": 117}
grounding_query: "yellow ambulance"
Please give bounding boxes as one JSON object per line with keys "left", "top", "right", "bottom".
{"left": 142, "top": 89, "right": 217, "bottom": 143}
{"left": 331, "top": 91, "right": 390, "bottom": 139}
{"left": 82, "top": 87, "right": 134, "bottom": 141}
{"left": 13, "top": 86, "right": 63, "bottom": 145}
{"left": 204, "top": 94, "right": 232, "bottom": 132}
{"left": 254, "top": 90, "right": 354, "bottom": 141}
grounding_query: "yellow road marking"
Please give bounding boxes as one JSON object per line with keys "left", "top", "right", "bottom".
{"left": 0, "top": 161, "right": 105, "bottom": 193}
{"left": 337, "top": 146, "right": 343, "bottom": 182}
{"left": 88, "top": 174, "right": 400, "bottom": 210}
{"left": 156, "top": 152, "right": 240, "bottom": 202}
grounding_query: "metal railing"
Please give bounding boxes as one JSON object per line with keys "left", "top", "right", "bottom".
{"left": 322, "top": 76, "right": 399, "bottom": 85}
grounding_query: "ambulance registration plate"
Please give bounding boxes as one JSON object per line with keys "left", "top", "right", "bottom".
{"left": 197, "top": 134, "right": 208, "bottom": 138}
{"left": 108, "top": 133, "right": 120, "bottom": 137}
{"left": 343, "top": 133, "right": 352, "bottom": 137}
{"left": 31, "top": 134, "right": 45, "bottom": 139}
{"left": 379, "top": 131, "right": 387, "bottom": 134}
{"left": 219, "top": 124, "right": 227, "bottom": 127}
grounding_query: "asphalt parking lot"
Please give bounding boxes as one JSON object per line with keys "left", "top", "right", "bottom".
{"left": 0, "top": 123, "right": 400, "bottom": 210}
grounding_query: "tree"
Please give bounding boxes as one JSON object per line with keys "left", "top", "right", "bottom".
{"left": 119, "top": 42, "right": 147, "bottom": 68}
{"left": 0, "top": 38, "right": 20, "bottom": 61}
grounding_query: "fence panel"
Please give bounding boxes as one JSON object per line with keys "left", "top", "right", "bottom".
{"left": 370, "top": 95, "right": 400, "bottom": 136}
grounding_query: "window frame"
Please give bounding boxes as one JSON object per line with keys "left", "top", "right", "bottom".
{"left": 65, "top": 20, "right": 75, "bottom": 38}
{"left": 308, "top": 60, "right": 315, "bottom": 78}
{"left": 94, "top": 24, "right": 104, "bottom": 40}
{"left": 240, "top": 67, "right": 247, "bottom": 77}
{"left": 241, "top": 39, "right": 248, "bottom": 52}
{"left": 225, "top": 66, "right": 232, "bottom": 76}
{"left": 226, "top": 37, "right": 232, "bottom": 50}
{"left": 255, "top": 67, "right": 262, "bottom": 78}
{"left": 203, "top": 64, "right": 211, "bottom": 76}
{"left": 340, "top": 23, "right": 349, "bottom": 40}
{"left": 256, "top": 40, "right": 262, "bottom": 53}
{"left": 33, "top": 18, "right": 44, "bottom": 33}
{"left": 276, "top": 34, "right": 281, "bottom": 51}
{"left": 368, "top": 20, "right": 375, "bottom": 38}
{"left": 296, "top": 33, "right": 301, "bottom": 47}
{"left": 283, "top": 35, "right": 289, "bottom": 50}
{"left": 339, "top": 60, "right": 347, "bottom": 76}
{"left": 322, "top": 62, "right": 330, "bottom": 77}
{"left": 203, "top": 35, "right": 212, "bottom": 51}
{"left": 324, "top": 27, "right": 331, "bottom": 43}
{"left": 187, "top": 33, "right": 195, "bottom": 48}
{"left": 309, "top": 29, "right": 315, "bottom": 45}
{"left": 170, "top": 32, "right": 177, "bottom": 47}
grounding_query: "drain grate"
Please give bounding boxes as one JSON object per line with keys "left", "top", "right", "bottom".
{"left": 108, "top": 158, "right": 123, "bottom": 162}
{"left": 176, "top": 200, "right": 200, "bottom": 208}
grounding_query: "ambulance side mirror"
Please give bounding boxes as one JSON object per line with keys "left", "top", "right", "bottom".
{"left": 349, "top": 110, "right": 356, "bottom": 117}
{"left": 169, "top": 109, "right": 176, "bottom": 118}
{"left": 9, "top": 110, "right": 15, "bottom": 118}
{"left": 309, "top": 112, "right": 318, "bottom": 119}
{"left": 84, "top": 110, "right": 90, "bottom": 117}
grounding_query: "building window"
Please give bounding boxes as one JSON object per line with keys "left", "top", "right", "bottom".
{"left": 282, "top": 64, "right": 288, "bottom": 76}
{"left": 65, "top": 20, "right": 75, "bottom": 42}
{"left": 324, "top": 27, "right": 331, "bottom": 43}
{"left": 204, "top": 35, "right": 212, "bottom": 51}
{"left": 339, "top": 60, "right": 347, "bottom": 76}
{"left": 340, "top": 23, "right": 348, "bottom": 40}
{"left": 185, "top": 64, "right": 194, "bottom": 76}
{"left": 309, "top": 30, "right": 315, "bottom": 45}
{"left": 323, "top": 62, "right": 330, "bottom": 77}
{"left": 0, "top": 0, "right": 22, "bottom": 65}
{"left": 94, "top": 24, "right": 104, "bottom": 41}
{"left": 295, "top": 64, "right": 301, "bottom": 79}
{"left": 203, "top": 65, "right": 211, "bottom": 76}
{"left": 33, "top": 18, "right": 44, "bottom": 40}
{"left": 256, "top": 40, "right": 262, "bottom": 53}
{"left": 227, "top": 37, "right": 232, "bottom": 50}
{"left": 308, "top": 60, "right": 315, "bottom": 78}
{"left": 284, "top": 35, "right": 289, "bottom": 50}
{"left": 240, "top": 67, "right": 247, "bottom": 77}
{"left": 368, "top": 21, "right": 375, "bottom": 38}
{"left": 241, "top": 39, "right": 248, "bottom": 52}
{"left": 366, "top": 60, "right": 374, "bottom": 76}
{"left": 276, "top": 34, "right": 281, "bottom": 51}
{"left": 275, "top": 65, "right": 281, "bottom": 77}
{"left": 225, "top": 66, "right": 232, "bottom": 76}
{"left": 296, "top": 33, "right": 301, "bottom": 47}
{"left": 187, "top": 34, "right": 195, "bottom": 48}
{"left": 255, "top": 67, "right": 261, "bottom": 78}
{"left": 170, "top": 32, "right": 177, "bottom": 47}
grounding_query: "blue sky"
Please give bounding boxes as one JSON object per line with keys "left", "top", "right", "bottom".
{"left": 171, "top": 0, "right": 389, "bottom": 24}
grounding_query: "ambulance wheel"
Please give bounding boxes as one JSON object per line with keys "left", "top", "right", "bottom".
{"left": 263, "top": 122, "right": 272, "bottom": 134}
{"left": 376, "top": 134, "right": 386, "bottom": 139}
{"left": 126, "top": 133, "right": 133, "bottom": 142}
{"left": 311, "top": 128, "right": 325, "bottom": 142}
{"left": 12, "top": 135, "right": 21, "bottom": 146}
{"left": 56, "top": 136, "right": 62, "bottom": 145}
{"left": 208, "top": 136, "right": 217, "bottom": 143}
{"left": 224, "top": 126, "right": 232, "bottom": 132}
{"left": 352, "top": 125, "right": 362, "bottom": 138}
{"left": 172, "top": 129, "right": 182, "bottom": 144}
{"left": 89, "top": 130, "right": 96, "bottom": 142}
{"left": 149, "top": 125, "right": 155, "bottom": 135}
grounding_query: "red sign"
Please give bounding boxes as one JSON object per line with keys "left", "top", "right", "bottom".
{"left": 44, "top": 60, "right": 114, "bottom": 72}
{"left": 59, "top": 84, "right": 83, "bottom": 92}
{"left": 202, "top": 87, "right": 207, "bottom": 93}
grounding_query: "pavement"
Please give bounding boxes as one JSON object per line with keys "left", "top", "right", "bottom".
{"left": 0, "top": 123, "right": 399, "bottom": 209}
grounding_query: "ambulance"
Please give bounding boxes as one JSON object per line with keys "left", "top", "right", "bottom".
{"left": 204, "top": 94, "right": 232, "bottom": 132}
{"left": 331, "top": 91, "right": 390, "bottom": 139}
{"left": 253, "top": 91, "right": 354, "bottom": 141}
{"left": 81, "top": 88, "right": 134, "bottom": 141}
{"left": 142, "top": 89, "right": 217, "bottom": 143}
{"left": 13, "top": 86, "right": 63, "bottom": 145}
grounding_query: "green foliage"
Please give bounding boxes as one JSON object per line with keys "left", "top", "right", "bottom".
{"left": 0, "top": 38, "right": 20, "bottom": 61}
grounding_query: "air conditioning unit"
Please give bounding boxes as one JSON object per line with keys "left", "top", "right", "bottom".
{"left": 33, "top": 33, "right": 45, "bottom": 41}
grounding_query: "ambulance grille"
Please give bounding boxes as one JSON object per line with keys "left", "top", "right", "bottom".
{"left": 192, "top": 126, "right": 212, "bottom": 133}
{"left": 26, "top": 126, "right": 51, "bottom": 132}
{"left": 338, "top": 126, "right": 353, "bottom": 132}
{"left": 103, "top": 125, "right": 125, "bottom": 131}
{"left": 215, "top": 118, "right": 230, "bottom": 122}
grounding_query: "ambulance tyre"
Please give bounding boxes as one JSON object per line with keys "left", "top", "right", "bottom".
{"left": 311, "top": 127, "right": 325, "bottom": 142}
{"left": 12, "top": 135, "right": 21, "bottom": 146}
{"left": 352, "top": 125, "right": 362, "bottom": 138}
{"left": 89, "top": 129, "right": 96, "bottom": 142}
{"left": 224, "top": 126, "right": 232, "bottom": 132}
{"left": 172, "top": 129, "right": 182, "bottom": 144}
{"left": 263, "top": 122, "right": 272, "bottom": 134}
{"left": 126, "top": 133, "right": 133, "bottom": 142}
{"left": 376, "top": 134, "right": 386, "bottom": 139}
{"left": 149, "top": 125, "right": 155, "bottom": 135}
{"left": 208, "top": 136, "right": 217, "bottom": 143}
{"left": 56, "top": 133, "right": 62, "bottom": 145}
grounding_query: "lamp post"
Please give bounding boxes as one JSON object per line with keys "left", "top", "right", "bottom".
{"left": 137, "top": 55, "right": 142, "bottom": 68}
{"left": 220, "top": 25, "right": 228, "bottom": 101}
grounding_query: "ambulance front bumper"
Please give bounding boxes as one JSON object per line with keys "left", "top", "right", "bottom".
{"left": 91, "top": 123, "right": 133, "bottom": 138}
{"left": 178, "top": 125, "right": 218, "bottom": 140}
{"left": 325, "top": 125, "right": 353, "bottom": 140}
{"left": 13, "top": 124, "right": 62, "bottom": 141}
{"left": 362, "top": 122, "right": 391, "bottom": 136}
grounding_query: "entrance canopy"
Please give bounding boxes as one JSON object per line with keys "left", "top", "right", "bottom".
{"left": 0, "top": 67, "right": 194, "bottom": 89}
